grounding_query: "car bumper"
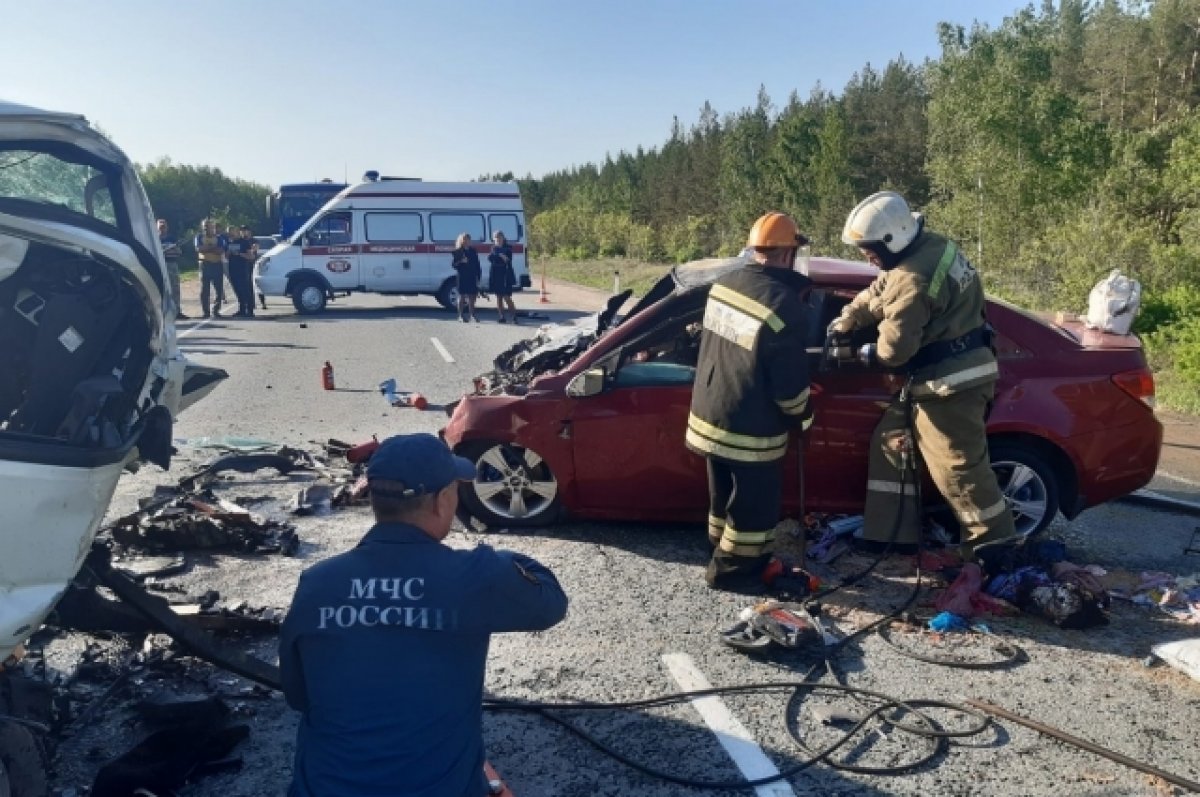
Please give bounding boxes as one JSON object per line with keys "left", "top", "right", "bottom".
{"left": 253, "top": 272, "right": 287, "bottom": 296}
{"left": 1069, "top": 411, "right": 1163, "bottom": 511}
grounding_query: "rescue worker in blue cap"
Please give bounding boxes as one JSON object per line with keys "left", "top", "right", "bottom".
{"left": 279, "top": 433, "right": 568, "bottom": 797}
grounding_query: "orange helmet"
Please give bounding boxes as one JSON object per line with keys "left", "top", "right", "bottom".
{"left": 746, "top": 212, "right": 809, "bottom": 249}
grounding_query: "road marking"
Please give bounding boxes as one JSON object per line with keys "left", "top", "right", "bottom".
{"left": 177, "top": 318, "right": 213, "bottom": 340}
{"left": 661, "top": 653, "right": 797, "bottom": 797}
{"left": 1159, "top": 470, "right": 1200, "bottom": 489}
{"left": 431, "top": 337, "right": 455, "bottom": 363}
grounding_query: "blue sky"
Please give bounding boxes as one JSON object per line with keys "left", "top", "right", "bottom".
{"left": 3, "top": 1, "right": 1025, "bottom": 188}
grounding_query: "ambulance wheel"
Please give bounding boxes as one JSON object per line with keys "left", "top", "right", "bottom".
{"left": 989, "top": 444, "right": 1059, "bottom": 539}
{"left": 436, "top": 279, "right": 460, "bottom": 311}
{"left": 291, "top": 281, "right": 327, "bottom": 314}
{"left": 0, "top": 721, "right": 48, "bottom": 797}
{"left": 458, "top": 441, "right": 561, "bottom": 527}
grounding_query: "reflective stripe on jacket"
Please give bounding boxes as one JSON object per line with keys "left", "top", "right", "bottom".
{"left": 686, "top": 266, "right": 813, "bottom": 465}
{"left": 836, "top": 231, "right": 997, "bottom": 399}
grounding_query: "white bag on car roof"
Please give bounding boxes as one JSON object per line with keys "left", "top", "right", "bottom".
{"left": 1085, "top": 268, "right": 1141, "bottom": 335}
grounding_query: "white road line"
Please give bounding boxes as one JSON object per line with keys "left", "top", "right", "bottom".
{"left": 177, "top": 318, "right": 213, "bottom": 340}
{"left": 1158, "top": 469, "right": 1200, "bottom": 489}
{"left": 431, "top": 337, "right": 455, "bottom": 363}
{"left": 661, "top": 653, "right": 797, "bottom": 797}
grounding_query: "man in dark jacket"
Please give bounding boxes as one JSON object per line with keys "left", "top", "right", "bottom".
{"left": 686, "top": 212, "right": 813, "bottom": 589}
{"left": 279, "top": 434, "right": 568, "bottom": 796}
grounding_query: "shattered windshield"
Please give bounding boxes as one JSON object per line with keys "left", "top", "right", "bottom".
{"left": 0, "top": 148, "right": 117, "bottom": 226}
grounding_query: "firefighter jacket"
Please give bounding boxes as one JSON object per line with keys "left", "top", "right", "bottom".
{"left": 834, "top": 231, "right": 997, "bottom": 400}
{"left": 686, "top": 265, "right": 813, "bottom": 465}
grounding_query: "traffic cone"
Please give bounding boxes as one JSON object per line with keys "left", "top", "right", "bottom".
{"left": 538, "top": 269, "right": 551, "bottom": 304}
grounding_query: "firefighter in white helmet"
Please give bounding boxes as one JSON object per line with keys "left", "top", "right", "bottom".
{"left": 829, "top": 191, "right": 1016, "bottom": 558}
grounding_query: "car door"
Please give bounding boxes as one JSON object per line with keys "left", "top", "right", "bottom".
{"left": 301, "top": 211, "right": 358, "bottom": 289}
{"left": 800, "top": 287, "right": 896, "bottom": 514}
{"left": 361, "top": 211, "right": 427, "bottom": 292}
{"left": 568, "top": 312, "right": 710, "bottom": 517}
{"left": 569, "top": 377, "right": 709, "bottom": 517}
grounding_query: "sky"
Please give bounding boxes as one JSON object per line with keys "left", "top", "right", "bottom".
{"left": 3, "top": 0, "right": 1027, "bottom": 189}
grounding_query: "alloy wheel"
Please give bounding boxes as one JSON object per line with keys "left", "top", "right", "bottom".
{"left": 992, "top": 458, "right": 1050, "bottom": 538}
{"left": 472, "top": 443, "right": 558, "bottom": 521}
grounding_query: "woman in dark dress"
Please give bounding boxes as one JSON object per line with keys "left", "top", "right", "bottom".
{"left": 487, "top": 231, "right": 518, "bottom": 323}
{"left": 451, "top": 232, "right": 482, "bottom": 322}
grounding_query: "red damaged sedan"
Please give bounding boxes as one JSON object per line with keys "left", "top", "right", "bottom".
{"left": 442, "top": 257, "right": 1161, "bottom": 538}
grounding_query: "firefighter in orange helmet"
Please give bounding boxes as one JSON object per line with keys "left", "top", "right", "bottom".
{"left": 686, "top": 213, "right": 814, "bottom": 590}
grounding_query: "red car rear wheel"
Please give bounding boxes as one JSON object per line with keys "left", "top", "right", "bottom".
{"left": 989, "top": 443, "right": 1061, "bottom": 539}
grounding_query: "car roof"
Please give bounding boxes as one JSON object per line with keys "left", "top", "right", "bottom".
{"left": 0, "top": 98, "right": 86, "bottom": 123}
{"left": 668, "top": 255, "right": 879, "bottom": 290}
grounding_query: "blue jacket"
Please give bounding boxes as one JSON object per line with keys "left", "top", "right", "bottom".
{"left": 279, "top": 522, "right": 568, "bottom": 797}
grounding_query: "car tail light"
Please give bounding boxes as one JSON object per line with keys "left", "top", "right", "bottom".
{"left": 1111, "top": 368, "right": 1156, "bottom": 408}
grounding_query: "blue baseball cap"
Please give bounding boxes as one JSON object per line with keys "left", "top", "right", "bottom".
{"left": 366, "top": 433, "right": 476, "bottom": 496}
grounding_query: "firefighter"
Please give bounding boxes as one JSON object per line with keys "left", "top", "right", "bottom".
{"left": 686, "top": 212, "right": 813, "bottom": 590}
{"left": 830, "top": 191, "right": 1016, "bottom": 558}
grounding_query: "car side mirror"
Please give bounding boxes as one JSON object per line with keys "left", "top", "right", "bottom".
{"left": 566, "top": 367, "right": 607, "bottom": 398}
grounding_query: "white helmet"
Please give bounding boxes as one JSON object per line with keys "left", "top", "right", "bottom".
{"left": 842, "top": 191, "right": 922, "bottom": 254}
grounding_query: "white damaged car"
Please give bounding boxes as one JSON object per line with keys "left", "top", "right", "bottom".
{"left": 0, "top": 100, "right": 226, "bottom": 669}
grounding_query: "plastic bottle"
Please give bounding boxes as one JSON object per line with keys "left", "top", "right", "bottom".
{"left": 322, "top": 361, "right": 335, "bottom": 391}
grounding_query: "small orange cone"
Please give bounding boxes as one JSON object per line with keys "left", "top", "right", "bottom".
{"left": 538, "top": 269, "right": 551, "bottom": 304}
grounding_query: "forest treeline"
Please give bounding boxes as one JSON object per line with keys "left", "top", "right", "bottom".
{"left": 507, "top": 0, "right": 1199, "bottom": 308}
{"left": 490, "top": 0, "right": 1200, "bottom": 407}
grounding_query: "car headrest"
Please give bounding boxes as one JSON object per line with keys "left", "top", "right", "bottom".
{"left": 0, "top": 233, "right": 30, "bottom": 283}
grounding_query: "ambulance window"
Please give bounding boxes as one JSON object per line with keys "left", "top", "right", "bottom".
{"left": 430, "top": 213, "right": 485, "bottom": 242}
{"left": 366, "top": 212, "right": 423, "bottom": 242}
{"left": 306, "top": 212, "right": 352, "bottom": 246}
{"left": 490, "top": 214, "right": 521, "bottom": 242}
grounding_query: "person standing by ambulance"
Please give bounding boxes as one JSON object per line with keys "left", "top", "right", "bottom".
{"left": 279, "top": 433, "right": 567, "bottom": 797}
{"left": 194, "top": 218, "right": 227, "bottom": 318}
{"left": 451, "top": 233, "right": 482, "bottom": 323}
{"left": 488, "top": 231, "right": 518, "bottom": 323}
{"left": 227, "top": 225, "right": 258, "bottom": 317}
{"left": 686, "top": 213, "right": 813, "bottom": 591}
{"left": 830, "top": 191, "right": 1016, "bottom": 559}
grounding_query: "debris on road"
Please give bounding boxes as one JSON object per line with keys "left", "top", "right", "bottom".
{"left": 379, "top": 378, "right": 429, "bottom": 409}
{"left": 176, "top": 436, "right": 279, "bottom": 452}
{"left": 178, "top": 447, "right": 318, "bottom": 492}
{"left": 111, "top": 488, "right": 300, "bottom": 556}
{"left": 1108, "top": 571, "right": 1200, "bottom": 624}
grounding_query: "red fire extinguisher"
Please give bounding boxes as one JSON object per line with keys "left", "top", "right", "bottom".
{"left": 322, "top": 361, "right": 335, "bottom": 391}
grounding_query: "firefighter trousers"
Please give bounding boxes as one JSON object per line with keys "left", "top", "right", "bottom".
{"left": 862, "top": 382, "right": 1016, "bottom": 556}
{"left": 706, "top": 458, "right": 782, "bottom": 585}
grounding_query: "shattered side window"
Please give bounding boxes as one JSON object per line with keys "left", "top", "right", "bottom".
{"left": 0, "top": 149, "right": 117, "bottom": 226}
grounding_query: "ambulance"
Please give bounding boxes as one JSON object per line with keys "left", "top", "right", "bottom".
{"left": 253, "top": 175, "right": 530, "bottom": 314}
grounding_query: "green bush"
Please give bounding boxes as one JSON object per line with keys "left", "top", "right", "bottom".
{"left": 1136, "top": 284, "right": 1200, "bottom": 336}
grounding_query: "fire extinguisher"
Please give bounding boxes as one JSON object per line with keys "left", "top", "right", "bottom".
{"left": 322, "top": 361, "right": 335, "bottom": 391}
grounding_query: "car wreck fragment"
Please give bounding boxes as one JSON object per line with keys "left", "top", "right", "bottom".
{"left": 0, "top": 100, "right": 228, "bottom": 666}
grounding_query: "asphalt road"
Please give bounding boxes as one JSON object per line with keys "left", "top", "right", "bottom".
{"left": 50, "top": 285, "right": 1200, "bottom": 797}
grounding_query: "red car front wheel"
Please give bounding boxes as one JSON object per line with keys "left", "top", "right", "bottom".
{"left": 459, "top": 441, "right": 561, "bottom": 527}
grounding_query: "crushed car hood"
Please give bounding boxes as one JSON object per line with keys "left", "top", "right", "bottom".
{"left": 475, "top": 257, "right": 746, "bottom": 394}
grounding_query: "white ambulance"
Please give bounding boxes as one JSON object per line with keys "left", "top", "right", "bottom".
{"left": 253, "top": 176, "right": 530, "bottom": 313}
